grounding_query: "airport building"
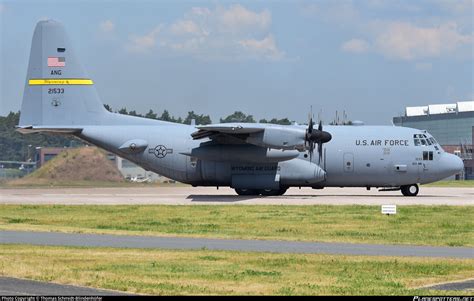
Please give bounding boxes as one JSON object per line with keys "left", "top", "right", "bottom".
{"left": 393, "top": 101, "right": 474, "bottom": 180}
{"left": 115, "top": 156, "right": 163, "bottom": 182}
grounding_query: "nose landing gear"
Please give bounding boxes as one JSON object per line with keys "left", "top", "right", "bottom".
{"left": 400, "top": 184, "right": 419, "bottom": 196}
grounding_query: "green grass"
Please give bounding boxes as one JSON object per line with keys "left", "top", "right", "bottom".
{"left": 0, "top": 245, "right": 472, "bottom": 295}
{"left": 423, "top": 180, "right": 474, "bottom": 187}
{"left": 0, "top": 205, "right": 472, "bottom": 247}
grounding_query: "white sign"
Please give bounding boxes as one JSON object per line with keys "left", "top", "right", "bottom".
{"left": 381, "top": 205, "right": 397, "bottom": 215}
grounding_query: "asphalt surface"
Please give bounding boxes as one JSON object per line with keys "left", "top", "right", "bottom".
{"left": 1, "top": 186, "right": 472, "bottom": 205}
{"left": 423, "top": 279, "right": 474, "bottom": 291}
{"left": 1, "top": 230, "right": 473, "bottom": 258}
{"left": 0, "top": 276, "right": 130, "bottom": 295}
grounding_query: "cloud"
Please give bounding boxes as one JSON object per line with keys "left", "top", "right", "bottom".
{"left": 304, "top": 1, "right": 472, "bottom": 61}
{"left": 374, "top": 22, "right": 472, "bottom": 60}
{"left": 239, "top": 35, "right": 284, "bottom": 60}
{"left": 341, "top": 38, "right": 369, "bottom": 53}
{"left": 127, "top": 26, "right": 162, "bottom": 53}
{"left": 169, "top": 19, "right": 206, "bottom": 36}
{"left": 216, "top": 4, "right": 271, "bottom": 33}
{"left": 126, "top": 5, "right": 284, "bottom": 60}
{"left": 99, "top": 20, "right": 115, "bottom": 33}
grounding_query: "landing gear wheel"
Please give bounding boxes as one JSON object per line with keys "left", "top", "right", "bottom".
{"left": 259, "top": 188, "right": 288, "bottom": 196}
{"left": 401, "top": 184, "right": 419, "bottom": 197}
{"left": 235, "top": 188, "right": 259, "bottom": 196}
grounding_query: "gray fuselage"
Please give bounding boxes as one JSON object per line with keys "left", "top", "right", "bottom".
{"left": 77, "top": 120, "right": 463, "bottom": 189}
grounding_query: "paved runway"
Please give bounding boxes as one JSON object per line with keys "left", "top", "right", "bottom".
{"left": 0, "top": 186, "right": 473, "bottom": 205}
{"left": 1, "top": 230, "right": 473, "bottom": 258}
{"left": 0, "top": 276, "right": 130, "bottom": 295}
{"left": 422, "top": 279, "right": 474, "bottom": 291}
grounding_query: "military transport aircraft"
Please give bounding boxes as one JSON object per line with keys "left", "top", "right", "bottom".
{"left": 17, "top": 20, "right": 464, "bottom": 196}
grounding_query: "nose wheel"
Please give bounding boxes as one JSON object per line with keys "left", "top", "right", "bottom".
{"left": 401, "top": 184, "right": 419, "bottom": 196}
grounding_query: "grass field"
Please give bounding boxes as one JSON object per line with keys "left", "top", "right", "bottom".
{"left": 1, "top": 244, "right": 472, "bottom": 295}
{"left": 1, "top": 205, "right": 472, "bottom": 247}
{"left": 422, "top": 180, "right": 474, "bottom": 187}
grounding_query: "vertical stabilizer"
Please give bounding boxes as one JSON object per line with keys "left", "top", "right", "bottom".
{"left": 19, "top": 20, "right": 107, "bottom": 127}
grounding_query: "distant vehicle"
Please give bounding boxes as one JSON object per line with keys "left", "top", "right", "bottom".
{"left": 18, "top": 20, "right": 463, "bottom": 196}
{"left": 129, "top": 176, "right": 151, "bottom": 183}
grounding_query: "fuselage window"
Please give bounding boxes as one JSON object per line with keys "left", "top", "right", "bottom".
{"left": 414, "top": 139, "right": 420, "bottom": 146}
{"left": 421, "top": 139, "right": 427, "bottom": 146}
{"left": 426, "top": 139, "right": 432, "bottom": 145}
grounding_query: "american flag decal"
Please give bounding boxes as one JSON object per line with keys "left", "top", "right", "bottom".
{"left": 47, "top": 57, "right": 66, "bottom": 67}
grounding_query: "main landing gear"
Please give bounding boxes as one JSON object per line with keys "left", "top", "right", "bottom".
{"left": 400, "top": 184, "right": 419, "bottom": 196}
{"left": 235, "top": 188, "right": 288, "bottom": 196}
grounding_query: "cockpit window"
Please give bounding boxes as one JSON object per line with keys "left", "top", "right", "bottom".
{"left": 414, "top": 134, "right": 439, "bottom": 147}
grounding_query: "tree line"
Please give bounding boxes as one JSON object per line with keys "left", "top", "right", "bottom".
{"left": 104, "top": 105, "right": 292, "bottom": 125}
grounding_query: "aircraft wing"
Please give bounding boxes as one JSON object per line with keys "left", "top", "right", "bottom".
{"left": 191, "top": 123, "right": 310, "bottom": 150}
{"left": 191, "top": 121, "right": 332, "bottom": 156}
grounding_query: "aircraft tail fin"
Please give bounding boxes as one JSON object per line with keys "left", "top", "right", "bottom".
{"left": 19, "top": 20, "right": 107, "bottom": 127}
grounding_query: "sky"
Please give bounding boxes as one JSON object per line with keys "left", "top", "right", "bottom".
{"left": 0, "top": 0, "right": 472, "bottom": 124}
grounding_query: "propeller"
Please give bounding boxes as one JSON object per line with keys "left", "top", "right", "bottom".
{"left": 305, "top": 117, "right": 332, "bottom": 164}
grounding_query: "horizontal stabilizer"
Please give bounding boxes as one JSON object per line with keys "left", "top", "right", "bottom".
{"left": 16, "top": 125, "right": 83, "bottom": 134}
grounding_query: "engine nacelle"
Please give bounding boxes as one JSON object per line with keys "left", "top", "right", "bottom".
{"left": 246, "top": 127, "right": 306, "bottom": 150}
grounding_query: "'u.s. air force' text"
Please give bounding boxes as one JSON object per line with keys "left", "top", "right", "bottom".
{"left": 356, "top": 139, "right": 409, "bottom": 146}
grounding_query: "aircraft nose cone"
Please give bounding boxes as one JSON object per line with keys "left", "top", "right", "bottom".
{"left": 453, "top": 154, "right": 464, "bottom": 173}
{"left": 442, "top": 153, "right": 464, "bottom": 176}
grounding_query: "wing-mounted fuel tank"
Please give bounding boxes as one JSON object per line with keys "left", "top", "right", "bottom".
{"left": 185, "top": 144, "right": 300, "bottom": 163}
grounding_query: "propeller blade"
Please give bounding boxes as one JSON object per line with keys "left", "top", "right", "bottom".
{"left": 318, "top": 141, "right": 323, "bottom": 164}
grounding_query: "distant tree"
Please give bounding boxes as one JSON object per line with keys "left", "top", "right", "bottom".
{"left": 118, "top": 108, "right": 128, "bottom": 115}
{"left": 259, "top": 118, "right": 292, "bottom": 125}
{"left": 103, "top": 104, "right": 113, "bottom": 112}
{"left": 145, "top": 109, "right": 157, "bottom": 119}
{"left": 183, "top": 111, "right": 212, "bottom": 125}
{"left": 159, "top": 110, "right": 173, "bottom": 122}
{"left": 220, "top": 111, "right": 255, "bottom": 123}
{"left": 128, "top": 110, "right": 142, "bottom": 117}
{"left": 0, "top": 111, "right": 80, "bottom": 161}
